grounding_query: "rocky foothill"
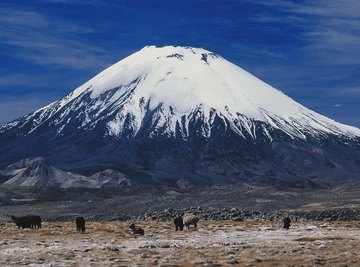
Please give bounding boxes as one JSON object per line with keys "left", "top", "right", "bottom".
{"left": 43, "top": 207, "right": 360, "bottom": 223}
{"left": 1, "top": 182, "right": 360, "bottom": 223}
{"left": 139, "top": 207, "right": 360, "bottom": 222}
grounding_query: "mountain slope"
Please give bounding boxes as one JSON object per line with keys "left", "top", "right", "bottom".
{"left": 0, "top": 45, "right": 359, "bottom": 187}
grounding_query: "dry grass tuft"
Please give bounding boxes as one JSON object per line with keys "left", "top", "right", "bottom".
{"left": 294, "top": 236, "right": 344, "bottom": 242}
{"left": 294, "top": 236, "right": 318, "bottom": 242}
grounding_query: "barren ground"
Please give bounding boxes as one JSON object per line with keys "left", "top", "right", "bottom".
{"left": 0, "top": 220, "right": 359, "bottom": 266}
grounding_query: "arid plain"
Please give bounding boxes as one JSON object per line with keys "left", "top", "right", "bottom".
{"left": 0, "top": 220, "right": 359, "bottom": 266}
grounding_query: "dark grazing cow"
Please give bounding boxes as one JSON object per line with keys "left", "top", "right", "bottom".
{"left": 76, "top": 217, "right": 86, "bottom": 233}
{"left": 283, "top": 217, "right": 291, "bottom": 229}
{"left": 129, "top": 223, "right": 144, "bottom": 235}
{"left": 174, "top": 216, "right": 184, "bottom": 231}
{"left": 11, "top": 215, "right": 41, "bottom": 229}
{"left": 11, "top": 215, "right": 31, "bottom": 229}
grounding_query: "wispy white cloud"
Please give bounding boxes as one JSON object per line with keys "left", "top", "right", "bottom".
{"left": 0, "top": 10, "right": 48, "bottom": 28}
{"left": 0, "top": 73, "right": 50, "bottom": 87}
{"left": 331, "top": 87, "right": 360, "bottom": 97}
{"left": 35, "top": 0, "right": 134, "bottom": 11}
{"left": 246, "top": 0, "right": 360, "bottom": 19}
{"left": 0, "top": 7, "right": 112, "bottom": 70}
{"left": 2, "top": 35, "right": 111, "bottom": 70}
{"left": 0, "top": 94, "right": 60, "bottom": 125}
{"left": 302, "top": 30, "right": 360, "bottom": 66}
{"left": 242, "top": 0, "right": 360, "bottom": 67}
{"left": 294, "top": 0, "right": 360, "bottom": 18}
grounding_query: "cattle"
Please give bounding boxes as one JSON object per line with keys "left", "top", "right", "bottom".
{"left": 129, "top": 223, "right": 144, "bottom": 235}
{"left": 183, "top": 214, "right": 199, "bottom": 229}
{"left": 10, "top": 215, "right": 41, "bottom": 229}
{"left": 76, "top": 217, "right": 86, "bottom": 233}
{"left": 283, "top": 217, "right": 291, "bottom": 229}
{"left": 174, "top": 216, "right": 184, "bottom": 231}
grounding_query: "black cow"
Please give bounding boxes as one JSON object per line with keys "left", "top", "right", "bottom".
{"left": 283, "top": 217, "right": 291, "bottom": 229}
{"left": 174, "top": 216, "right": 184, "bottom": 231}
{"left": 76, "top": 217, "right": 86, "bottom": 233}
{"left": 11, "top": 215, "right": 41, "bottom": 229}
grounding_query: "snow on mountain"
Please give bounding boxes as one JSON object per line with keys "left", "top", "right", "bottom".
{"left": 1, "top": 45, "right": 359, "bottom": 141}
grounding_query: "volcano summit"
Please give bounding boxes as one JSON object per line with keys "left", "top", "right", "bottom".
{"left": 0, "top": 46, "right": 359, "bottom": 188}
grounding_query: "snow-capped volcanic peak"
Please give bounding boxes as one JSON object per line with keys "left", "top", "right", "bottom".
{"left": 72, "top": 45, "right": 298, "bottom": 118}
{"left": 2, "top": 45, "right": 360, "bottom": 140}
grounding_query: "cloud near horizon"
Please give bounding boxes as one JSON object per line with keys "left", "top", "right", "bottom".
{"left": 0, "top": 94, "right": 61, "bottom": 125}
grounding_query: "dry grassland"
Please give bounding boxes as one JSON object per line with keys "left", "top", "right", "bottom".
{"left": 0, "top": 220, "right": 359, "bottom": 266}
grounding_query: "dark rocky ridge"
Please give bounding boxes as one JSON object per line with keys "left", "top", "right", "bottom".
{"left": 3, "top": 206, "right": 359, "bottom": 223}
{"left": 1, "top": 181, "right": 359, "bottom": 222}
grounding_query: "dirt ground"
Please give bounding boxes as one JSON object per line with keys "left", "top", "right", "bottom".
{"left": 0, "top": 220, "right": 359, "bottom": 266}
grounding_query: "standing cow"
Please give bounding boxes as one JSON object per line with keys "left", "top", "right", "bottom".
{"left": 174, "top": 216, "right": 184, "bottom": 231}
{"left": 10, "top": 215, "right": 41, "bottom": 229}
{"left": 183, "top": 215, "right": 199, "bottom": 229}
{"left": 283, "top": 217, "right": 291, "bottom": 229}
{"left": 76, "top": 217, "right": 86, "bottom": 233}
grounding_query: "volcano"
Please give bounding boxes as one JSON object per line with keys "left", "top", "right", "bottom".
{"left": 0, "top": 45, "right": 359, "bottom": 187}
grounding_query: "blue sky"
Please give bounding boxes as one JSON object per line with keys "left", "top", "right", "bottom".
{"left": 0, "top": 0, "right": 359, "bottom": 127}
